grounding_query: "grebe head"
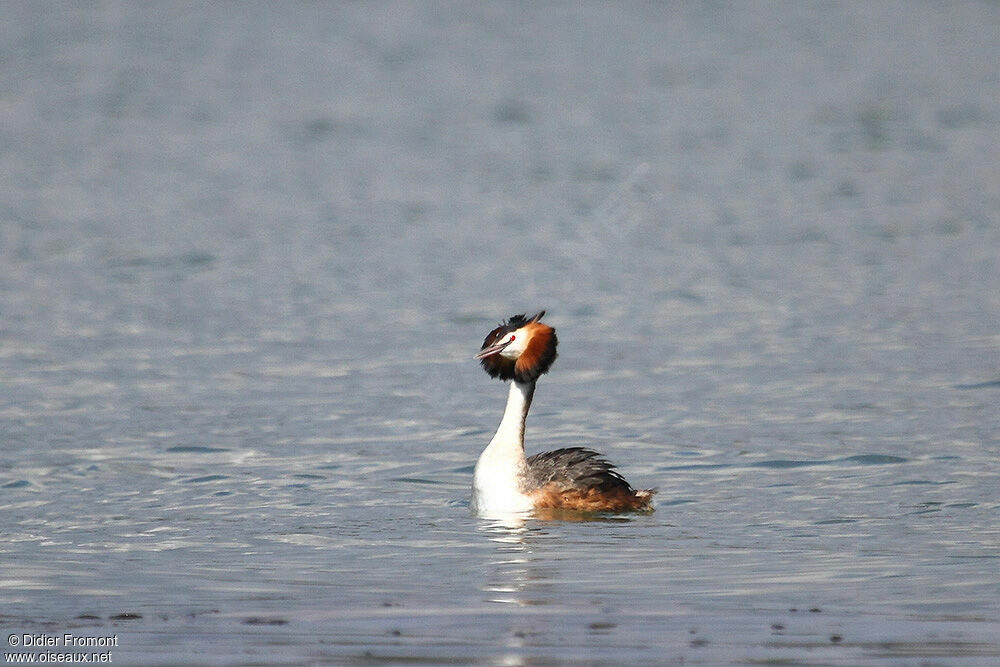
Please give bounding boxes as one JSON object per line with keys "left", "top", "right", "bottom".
{"left": 474, "top": 311, "right": 558, "bottom": 383}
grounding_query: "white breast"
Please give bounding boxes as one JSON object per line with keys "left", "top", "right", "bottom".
{"left": 471, "top": 447, "right": 534, "bottom": 515}
{"left": 471, "top": 380, "right": 536, "bottom": 516}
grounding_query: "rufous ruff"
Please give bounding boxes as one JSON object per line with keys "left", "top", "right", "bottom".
{"left": 471, "top": 311, "right": 654, "bottom": 516}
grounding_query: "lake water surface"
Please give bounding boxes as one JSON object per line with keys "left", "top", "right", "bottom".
{"left": 2, "top": 2, "right": 999, "bottom": 664}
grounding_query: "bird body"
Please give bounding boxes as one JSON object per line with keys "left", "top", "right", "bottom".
{"left": 471, "top": 312, "right": 653, "bottom": 516}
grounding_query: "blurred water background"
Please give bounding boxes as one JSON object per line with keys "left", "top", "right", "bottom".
{"left": 2, "top": 2, "right": 999, "bottom": 664}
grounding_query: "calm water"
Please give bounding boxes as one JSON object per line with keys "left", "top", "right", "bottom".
{"left": 2, "top": 2, "right": 999, "bottom": 664}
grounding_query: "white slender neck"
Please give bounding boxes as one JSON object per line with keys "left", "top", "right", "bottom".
{"left": 489, "top": 380, "right": 535, "bottom": 454}
{"left": 472, "top": 380, "right": 536, "bottom": 515}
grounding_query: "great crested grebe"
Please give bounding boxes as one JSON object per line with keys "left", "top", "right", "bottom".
{"left": 471, "top": 311, "right": 654, "bottom": 515}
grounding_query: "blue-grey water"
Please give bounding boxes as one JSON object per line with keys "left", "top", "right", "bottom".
{"left": 2, "top": 2, "right": 999, "bottom": 664}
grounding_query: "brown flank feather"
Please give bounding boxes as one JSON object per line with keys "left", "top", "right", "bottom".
{"left": 528, "top": 484, "right": 654, "bottom": 513}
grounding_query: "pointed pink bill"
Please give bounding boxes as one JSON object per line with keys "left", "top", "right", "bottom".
{"left": 474, "top": 340, "right": 510, "bottom": 359}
